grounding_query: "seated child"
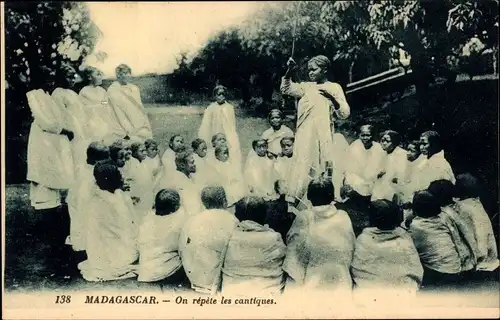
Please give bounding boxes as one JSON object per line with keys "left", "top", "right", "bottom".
{"left": 161, "top": 134, "right": 185, "bottom": 174}
{"left": 244, "top": 139, "right": 278, "bottom": 200}
{"left": 260, "top": 109, "right": 294, "bottom": 157}
{"left": 155, "top": 150, "right": 203, "bottom": 217}
{"left": 427, "top": 180, "right": 478, "bottom": 272}
{"left": 284, "top": 177, "right": 355, "bottom": 293}
{"left": 343, "top": 125, "right": 386, "bottom": 203}
{"left": 138, "top": 189, "right": 189, "bottom": 285}
{"left": 274, "top": 137, "right": 295, "bottom": 202}
{"left": 144, "top": 139, "right": 161, "bottom": 177}
{"left": 410, "top": 191, "right": 473, "bottom": 287}
{"left": 109, "top": 139, "right": 131, "bottom": 174}
{"left": 371, "top": 130, "right": 407, "bottom": 202}
{"left": 410, "top": 131, "right": 455, "bottom": 193}
{"left": 351, "top": 200, "right": 423, "bottom": 296}
{"left": 67, "top": 141, "right": 109, "bottom": 254}
{"left": 78, "top": 162, "right": 138, "bottom": 281}
{"left": 453, "top": 174, "right": 498, "bottom": 271}
{"left": 192, "top": 138, "right": 208, "bottom": 172}
{"left": 190, "top": 138, "right": 209, "bottom": 186}
{"left": 222, "top": 196, "right": 286, "bottom": 296}
{"left": 179, "top": 186, "right": 239, "bottom": 294}
{"left": 208, "top": 132, "right": 228, "bottom": 161}
{"left": 129, "top": 140, "right": 155, "bottom": 217}
{"left": 206, "top": 145, "right": 246, "bottom": 206}
{"left": 399, "top": 140, "right": 426, "bottom": 204}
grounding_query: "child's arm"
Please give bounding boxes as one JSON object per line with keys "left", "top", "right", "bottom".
{"left": 319, "top": 82, "right": 350, "bottom": 120}
{"left": 280, "top": 77, "right": 305, "bottom": 99}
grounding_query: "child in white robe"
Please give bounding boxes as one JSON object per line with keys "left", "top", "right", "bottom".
{"left": 244, "top": 139, "right": 279, "bottom": 200}
{"left": 206, "top": 132, "right": 228, "bottom": 162}
{"left": 351, "top": 199, "right": 423, "bottom": 303}
{"left": 222, "top": 196, "right": 286, "bottom": 296}
{"left": 343, "top": 125, "right": 386, "bottom": 203}
{"left": 27, "top": 89, "right": 75, "bottom": 208}
{"left": 107, "top": 64, "right": 152, "bottom": 139}
{"left": 161, "top": 134, "right": 185, "bottom": 175}
{"left": 452, "top": 174, "right": 498, "bottom": 271}
{"left": 284, "top": 177, "right": 355, "bottom": 294}
{"left": 260, "top": 109, "right": 294, "bottom": 157}
{"left": 198, "top": 85, "right": 242, "bottom": 169}
{"left": 67, "top": 142, "right": 109, "bottom": 254}
{"left": 129, "top": 141, "right": 155, "bottom": 219}
{"left": 143, "top": 139, "right": 161, "bottom": 178}
{"left": 78, "top": 162, "right": 138, "bottom": 281}
{"left": 191, "top": 138, "right": 209, "bottom": 185}
{"left": 274, "top": 137, "right": 295, "bottom": 203}
{"left": 399, "top": 140, "right": 426, "bottom": 205}
{"left": 206, "top": 145, "right": 247, "bottom": 206}
{"left": 79, "top": 67, "right": 123, "bottom": 142}
{"left": 155, "top": 150, "right": 203, "bottom": 217}
{"left": 409, "top": 131, "right": 455, "bottom": 194}
{"left": 179, "top": 186, "right": 239, "bottom": 294}
{"left": 138, "top": 189, "right": 189, "bottom": 286}
{"left": 372, "top": 130, "right": 408, "bottom": 202}
{"left": 280, "top": 55, "right": 350, "bottom": 202}
{"left": 109, "top": 140, "right": 131, "bottom": 175}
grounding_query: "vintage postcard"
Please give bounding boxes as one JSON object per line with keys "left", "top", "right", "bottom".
{"left": 2, "top": 1, "right": 499, "bottom": 319}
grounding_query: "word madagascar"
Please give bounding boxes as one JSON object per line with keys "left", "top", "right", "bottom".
{"left": 85, "top": 295, "right": 158, "bottom": 304}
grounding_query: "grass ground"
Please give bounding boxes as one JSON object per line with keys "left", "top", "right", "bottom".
{"left": 4, "top": 103, "right": 499, "bottom": 307}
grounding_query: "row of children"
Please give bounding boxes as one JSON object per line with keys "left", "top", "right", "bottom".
{"left": 73, "top": 141, "right": 497, "bottom": 301}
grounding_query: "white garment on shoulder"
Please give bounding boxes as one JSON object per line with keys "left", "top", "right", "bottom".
{"left": 161, "top": 148, "right": 177, "bottom": 175}
{"left": 260, "top": 125, "right": 294, "bottom": 156}
{"left": 371, "top": 146, "right": 408, "bottom": 201}
{"left": 137, "top": 209, "right": 187, "bottom": 282}
{"left": 155, "top": 169, "right": 203, "bottom": 217}
{"left": 143, "top": 155, "right": 161, "bottom": 177}
{"left": 78, "top": 189, "right": 138, "bottom": 281}
{"left": 351, "top": 227, "right": 423, "bottom": 291}
{"left": 344, "top": 140, "right": 386, "bottom": 196}
{"left": 280, "top": 78, "right": 350, "bottom": 199}
{"left": 284, "top": 204, "right": 355, "bottom": 292}
{"left": 244, "top": 150, "right": 278, "bottom": 199}
{"left": 198, "top": 102, "right": 243, "bottom": 169}
{"left": 107, "top": 81, "right": 152, "bottom": 139}
{"left": 179, "top": 209, "right": 239, "bottom": 294}
{"left": 79, "top": 85, "right": 123, "bottom": 141}
{"left": 205, "top": 157, "right": 247, "bottom": 205}
{"left": 222, "top": 220, "right": 286, "bottom": 295}
{"left": 26, "top": 89, "right": 74, "bottom": 189}
{"left": 411, "top": 151, "right": 456, "bottom": 193}
{"left": 453, "top": 198, "right": 499, "bottom": 271}
{"left": 399, "top": 155, "right": 426, "bottom": 203}
{"left": 66, "top": 163, "right": 96, "bottom": 251}
{"left": 127, "top": 158, "right": 155, "bottom": 220}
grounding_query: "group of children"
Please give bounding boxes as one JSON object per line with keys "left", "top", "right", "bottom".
{"left": 25, "top": 60, "right": 498, "bottom": 300}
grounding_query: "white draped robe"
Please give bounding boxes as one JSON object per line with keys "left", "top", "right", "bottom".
{"left": 280, "top": 78, "right": 350, "bottom": 199}
{"left": 198, "top": 102, "right": 242, "bottom": 169}
{"left": 107, "top": 81, "right": 153, "bottom": 140}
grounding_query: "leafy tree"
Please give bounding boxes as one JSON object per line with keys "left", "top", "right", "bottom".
{"left": 5, "top": 1, "right": 101, "bottom": 183}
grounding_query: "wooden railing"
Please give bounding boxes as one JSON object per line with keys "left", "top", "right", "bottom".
{"left": 345, "top": 67, "right": 411, "bottom": 95}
